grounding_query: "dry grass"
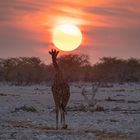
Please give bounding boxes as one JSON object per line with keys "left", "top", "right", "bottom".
{"left": 0, "top": 93, "right": 8, "bottom": 96}
{"left": 106, "top": 97, "right": 125, "bottom": 102}
{"left": 6, "top": 120, "right": 140, "bottom": 140}
{"left": 96, "top": 131, "right": 140, "bottom": 140}
{"left": 13, "top": 105, "right": 38, "bottom": 112}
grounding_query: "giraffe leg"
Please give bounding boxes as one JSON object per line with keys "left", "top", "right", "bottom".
{"left": 62, "top": 110, "right": 67, "bottom": 129}
{"left": 60, "top": 107, "right": 65, "bottom": 129}
{"left": 59, "top": 106, "right": 64, "bottom": 129}
{"left": 55, "top": 108, "right": 59, "bottom": 129}
{"left": 62, "top": 111, "right": 65, "bottom": 127}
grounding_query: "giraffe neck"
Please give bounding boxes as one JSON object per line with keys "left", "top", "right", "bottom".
{"left": 52, "top": 57, "right": 65, "bottom": 84}
{"left": 52, "top": 57, "right": 60, "bottom": 72}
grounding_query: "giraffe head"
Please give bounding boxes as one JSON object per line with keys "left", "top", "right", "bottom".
{"left": 49, "top": 49, "right": 59, "bottom": 59}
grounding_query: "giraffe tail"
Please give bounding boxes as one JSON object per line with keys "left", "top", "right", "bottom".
{"left": 61, "top": 103, "right": 65, "bottom": 112}
{"left": 61, "top": 103, "right": 67, "bottom": 114}
{"left": 60, "top": 98, "right": 67, "bottom": 114}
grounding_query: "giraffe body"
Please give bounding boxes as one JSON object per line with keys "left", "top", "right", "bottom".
{"left": 49, "top": 49, "right": 70, "bottom": 129}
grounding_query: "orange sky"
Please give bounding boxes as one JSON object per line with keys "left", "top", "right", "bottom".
{"left": 0, "top": 0, "right": 140, "bottom": 64}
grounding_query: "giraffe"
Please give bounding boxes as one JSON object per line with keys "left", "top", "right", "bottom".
{"left": 49, "top": 49, "right": 70, "bottom": 129}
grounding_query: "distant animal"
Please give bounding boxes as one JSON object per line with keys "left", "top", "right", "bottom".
{"left": 49, "top": 49, "right": 70, "bottom": 129}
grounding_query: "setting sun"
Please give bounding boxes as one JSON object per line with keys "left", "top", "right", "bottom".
{"left": 52, "top": 24, "right": 82, "bottom": 51}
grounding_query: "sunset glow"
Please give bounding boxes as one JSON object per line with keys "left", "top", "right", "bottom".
{"left": 52, "top": 24, "right": 82, "bottom": 51}
{"left": 0, "top": 1, "right": 140, "bottom": 137}
{"left": 0, "top": 0, "right": 140, "bottom": 63}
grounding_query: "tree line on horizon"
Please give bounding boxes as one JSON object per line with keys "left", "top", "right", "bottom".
{"left": 0, "top": 55, "right": 140, "bottom": 85}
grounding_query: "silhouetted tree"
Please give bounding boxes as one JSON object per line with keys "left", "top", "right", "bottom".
{"left": 0, "top": 56, "right": 139, "bottom": 84}
{"left": 57, "top": 54, "right": 90, "bottom": 81}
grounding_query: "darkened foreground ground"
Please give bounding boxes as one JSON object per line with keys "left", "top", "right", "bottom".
{"left": 0, "top": 83, "right": 140, "bottom": 140}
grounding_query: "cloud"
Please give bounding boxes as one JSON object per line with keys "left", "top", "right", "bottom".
{"left": 0, "top": 24, "right": 45, "bottom": 57}
{"left": 0, "top": 0, "right": 140, "bottom": 63}
{"left": 85, "top": 6, "right": 140, "bottom": 19}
